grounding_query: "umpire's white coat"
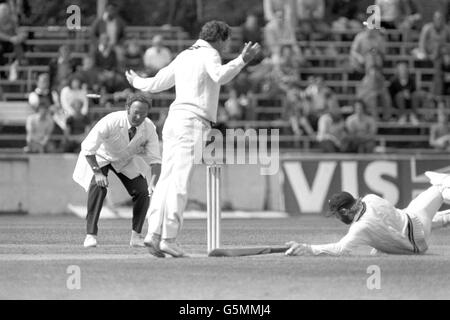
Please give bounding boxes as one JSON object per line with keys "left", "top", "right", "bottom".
{"left": 132, "top": 39, "right": 246, "bottom": 239}
{"left": 72, "top": 111, "right": 161, "bottom": 192}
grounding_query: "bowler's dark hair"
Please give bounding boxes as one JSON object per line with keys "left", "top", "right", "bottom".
{"left": 199, "top": 20, "right": 231, "bottom": 42}
{"left": 125, "top": 93, "right": 152, "bottom": 110}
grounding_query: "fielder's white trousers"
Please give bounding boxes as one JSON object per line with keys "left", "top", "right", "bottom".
{"left": 146, "top": 109, "right": 210, "bottom": 240}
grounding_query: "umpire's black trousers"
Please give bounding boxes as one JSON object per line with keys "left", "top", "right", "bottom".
{"left": 86, "top": 164, "right": 149, "bottom": 235}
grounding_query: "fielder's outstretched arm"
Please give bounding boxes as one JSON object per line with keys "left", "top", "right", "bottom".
{"left": 126, "top": 61, "right": 176, "bottom": 93}
{"left": 432, "top": 209, "right": 450, "bottom": 229}
{"left": 286, "top": 224, "right": 367, "bottom": 256}
{"left": 204, "top": 51, "right": 246, "bottom": 85}
{"left": 204, "top": 41, "right": 261, "bottom": 85}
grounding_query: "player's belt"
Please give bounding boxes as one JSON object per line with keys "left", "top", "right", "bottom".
{"left": 406, "top": 214, "right": 419, "bottom": 253}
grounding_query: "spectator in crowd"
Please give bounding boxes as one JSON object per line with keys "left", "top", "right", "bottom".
{"left": 60, "top": 75, "right": 89, "bottom": 118}
{"left": 434, "top": 45, "right": 450, "bottom": 96}
{"left": 416, "top": 11, "right": 450, "bottom": 64}
{"left": 316, "top": 99, "right": 349, "bottom": 153}
{"left": 388, "top": 61, "right": 420, "bottom": 124}
{"left": 241, "top": 13, "right": 263, "bottom": 45}
{"left": 296, "top": 0, "right": 329, "bottom": 40}
{"left": 259, "top": 71, "right": 284, "bottom": 97}
{"left": 285, "top": 87, "right": 315, "bottom": 140}
{"left": 357, "top": 66, "right": 393, "bottom": 121}
{"left": 28, "top": 72, "right": 66, "bottom": 130}
{"left": 76, "top": 55, "right": 101, "bottom": 92}
{"left": 0, "top": 2, "right": 26, "bottom": 77}
{"left": 93, "top": 33, "right": 128, "bottom": 93}
{"left": 430, "top": 101, "right": 450, "bottom": 151}
{"left": 328, "top": 0, "right": 361, "bottom": 27}
{"left": 143, "top": 34, "right": 172, "bottom": 77}
{"left": 49, "top": 45, "right": 77, "bottom": 91}
{"left": 90, "top": 3, "right": 126, "bottom": 68}
{"left": 350, "top": 28, "right": 386, "bottom": 74}
{"left": 8, "top": 0, "right": 32, "bottom": 25}
{"left": 303, "top": 76, "right": 336, "bottom": 118}
{"left": 166, "top": 0, "right": 199, "bottom": 37}
{"left": 230, "top": 69, "right": 257, "bottom": 120}
{"left": 397, "top": 0, "right": 422, "bottom": 38}
{"left": 263, "top": 0, "right": 296, "bottom": 25}
{"left": 63, "top": 99, "right": 91, "bottom": 153}
{"left": 330, "top": 0, "right": 364, "bottom": 42}
{"left": 273, "top": 44, "right": 305, "bottom": 87}
{"left": 224, "top": 88, "right": 244, "bottom": 121}
{"left": 124, "top": 38, "right": 144, "bottom": 71}
{"left": 264, "top": 9, "right": 300, "bottom": 61}
{"left": 93, "top": 33, "right": 118, "bottom": 72}
{"left": 375, "top": 0, "right": 421, "bottom": 31}
{"left": 345, "top": 99, "right": 377, "bottom": 153}
{"left": 24, "top": 103, "right": 54, "bottom": 153}
{"left": 28, "top": 73, "right": 60, "bottom": 112}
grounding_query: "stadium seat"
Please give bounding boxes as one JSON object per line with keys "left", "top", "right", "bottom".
{"left": 0, "top": 102, "right": 33, "bottom": 126}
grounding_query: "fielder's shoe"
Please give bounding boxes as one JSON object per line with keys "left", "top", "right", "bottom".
{"left": 160, "top": 239, "right": 189, "bottom": 258}
{"left": 83, "top": 234, "right": 97, "bottom": 248}
{"left": 130, "top": 231, "right": 146, "bottom": 247}
{"left": 425, "top": 171, "right": 450, "bottom": 203}
{"left": 144, "top": 234, "right": 165, "bottom": 258}
{"left": 425, "top": 171, "right": 450, "bottom": 188}
{"left": 434, "top": 210, "right": 450, "bottom": 227}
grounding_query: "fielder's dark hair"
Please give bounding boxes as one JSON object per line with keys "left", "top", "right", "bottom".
{"left": 199, "top": 20, "right": 231, "bottom": 43}
{"left": 125, "top": 93, "right": 152, "bottom": 110}
{"left": 324, "top": 191, "right": 356, "bottom": 217}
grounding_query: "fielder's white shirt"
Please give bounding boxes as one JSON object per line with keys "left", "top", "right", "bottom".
{"left": 310, "top": 194, "right": 415, "bottom": 255}
{"left": 132, "top": 39, "right": 246, "bottom": 123}
{"left": 73, "top": 110, "right": 161, "bottom": 191}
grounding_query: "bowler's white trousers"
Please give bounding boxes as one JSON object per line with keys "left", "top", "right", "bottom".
{"left": 146, "top": 109, "right": 210, "bottom": 239}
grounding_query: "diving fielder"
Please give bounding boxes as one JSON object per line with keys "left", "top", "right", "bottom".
{"left": 286, "top": 171, "right": 450, "bottom": 256}
{"left": 73, "top": 93, "right": 161, "bottom": 248}
{"left": 126, "top": 21, "right": 261, "bottom": 257}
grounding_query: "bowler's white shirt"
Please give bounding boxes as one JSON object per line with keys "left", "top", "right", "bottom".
{"left": 73, "top": 110, "right": 161, "bottom": 191}
{"left": 132, "top": 39, "right": 246, "bottom": 123}
{"left": 309, "top": 194, "right": 414, "bottom": 255}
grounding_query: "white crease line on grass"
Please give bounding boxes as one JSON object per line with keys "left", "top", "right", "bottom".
{"left": 0, "top": 253, "right": 206, "bottom": 261}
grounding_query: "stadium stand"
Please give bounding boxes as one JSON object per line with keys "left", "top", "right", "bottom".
{"left": 0, "top": 12, "right": 448, "bottom": 154}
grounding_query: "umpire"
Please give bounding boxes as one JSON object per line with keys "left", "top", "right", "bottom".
{"left": 73, "top": 93, "right": 161, "bottom": 248}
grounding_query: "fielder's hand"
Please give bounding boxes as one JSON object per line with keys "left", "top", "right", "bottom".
{"left": 125, "top": 69, "right": 139, "bottom": 86}
{"left": 241, "top": 41, "right": 262, "bottom": 64}
{"left": 285, "top": 241, "right": 310, "bottom": 256}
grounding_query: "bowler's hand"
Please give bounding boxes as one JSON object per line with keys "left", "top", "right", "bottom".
{"left": 94, "top": 172, "right": 109, "bottom": 188}
{"left": 285, "top": 241, "right": 310, "bottom": 256}
{"left": 125, "top": 69, "right": 139, "bottom": 86}
{"left": 241, "top": 42, "right": 262, "bottom": 64}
